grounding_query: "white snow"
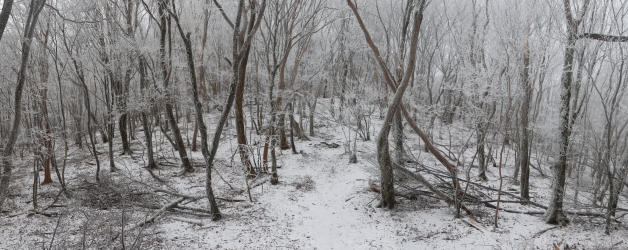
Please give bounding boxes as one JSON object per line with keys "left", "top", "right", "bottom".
{"left": 1, "top": 99, "right": 627, "bottom": 249}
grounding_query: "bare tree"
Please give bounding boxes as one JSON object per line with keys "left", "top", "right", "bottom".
{"left": 169, "top": 0, "right": 221, "bottom": 220}
{"left": 544, "top": 0, "right": 587, "bottom": 225}
{"left": 204, "top": 0, "right": 266, "bottom": 216}
{"left": 157, "top": 0, "right": 193, "bottom": 173}
{"left": 348, "top": 0, "right": 426, "bottom": 209}
{"left": 0, "top": 0, "right": 46, "bottom": 210}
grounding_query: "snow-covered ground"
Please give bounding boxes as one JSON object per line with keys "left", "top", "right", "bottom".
{"left": 1, "top": 99, "right": 627, "bottom": 249}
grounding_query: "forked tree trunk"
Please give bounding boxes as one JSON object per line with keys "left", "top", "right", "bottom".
{"left": 192, "top": 0, "right": 211, "bottom": 153}
{"left": 349, "top": 0, "right": 424, "bottom": 209}
{"left": 159, "top": 0, "right": 192, "bottom": 173}
{"left": 116, "top": 0, "right": 133, "bottom": 156}
{"left": 201, "top": 0, "right": 265, "bottom": 217}
{"left": 164, "top": 87, "right": 192, "bottom": 172}
{"left": 175, "top": 19, "right": 221, "bottom": 219}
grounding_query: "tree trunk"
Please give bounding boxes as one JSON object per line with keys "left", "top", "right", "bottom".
{"left": 393, "top": 109, "right": 404, "bottom": 168}
{"left": 81, "top": 73, "right": 101, "bottom": 182}
{"left": 191, "top": 1, "right": 209, "bottom": 154}
{"left": 166, "top": 102, "right": 192, "bottom": 172}
{"left": 201, "top": 0, "right": 265, "bottom": 218}
{"left": 308, "top": 98, "right": 317, "bottom": 137}
{"left": 270, "top": 117, "right": 279, "bottom": 185}
{"left": 477, "top": 128, "right": 488, "bottom": 181}
{"left": 519, "top": 24, "right": 532, "bottom": 200}
{"left": 38, "top": 23, "right": 53, "bottom": 185}
{"left": 175, "top": 20, "right": 221, "bottom": 219}
{"left": 277, "top": 43, "right": 290, "bottom": 150}
{"left": 545, "top": 2, "right": 576, "bottom": 224}
{"left": 191, "top": 121, "right": 198, "bottom": 152}
{"left": 0, "top": 0, "right": 45, "bottom": 210}
{"left": 234, "top": 43, "right": 255, "bottom": 176}
{"left": 139, "top": 56, "right": 157, "bottom": 169}
{"left": 119, "top": 113, "right": 131, "bottom": 154}
{"left": 159, "top": 0, "right": 192, "bottom": 173}
{"left": 267, "top": 83, "right": 279, "bottom": 184}
{"left": 607, "top": 155, "right": 628, "bottom": 230}
{"left": 107, "top": 98, "right": 117, "bottom": 172}
{"left": 0, "top": 0, "right": 13, "bottom": 42}
{"left": 289, "top": 102, "right": 298, "bottom": 154}
{"left": 278, "top": 115, "right": 290, "bottom": 149}
{"left": 349, "top": 0, "right": 424, "bottom": 209}
{"left": 269, "top": 101, "right": 279, "bottom": 184}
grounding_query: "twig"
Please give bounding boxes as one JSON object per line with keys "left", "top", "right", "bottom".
{"left": 145, "top": 167, "right": 166, "bottom": 183}
{"left": 155, "top": 189, "right": 245, "bottom": 203}
{"left": 532, "top": 226, "right": 561, "bottom": 238}
{"left": 126, "top": 197, "right": 187, "bottom": 232}
{"left": 483, "top": 202, "right": 544, "bottom": 215}
{"left": 48, "top": 214, "right": 63, "bottom": 250}
{"left": 216, "top": 197, "right": 246, "bottom": 202}
{"left": 393, "top": 163, "right": 473, "bottom": 215}
{"left": 462, "top": 215, "right": 489, "bottom": 233}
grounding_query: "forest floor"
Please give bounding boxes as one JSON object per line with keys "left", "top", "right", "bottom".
{"left": 1, "top": 99, "right": 628, "bottom": 249}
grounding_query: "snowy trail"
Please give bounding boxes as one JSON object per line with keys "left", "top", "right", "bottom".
{"left": 260, "top": 139, "right": 403, "bottom": 249}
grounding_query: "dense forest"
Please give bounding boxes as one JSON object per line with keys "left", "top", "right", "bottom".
{"left": 1, "top": 0, "right": 627, "bottom": 248}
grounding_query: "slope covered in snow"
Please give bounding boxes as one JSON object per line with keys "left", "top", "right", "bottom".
{"left": 0, "top": 99, "right": 626, "bottom": 249}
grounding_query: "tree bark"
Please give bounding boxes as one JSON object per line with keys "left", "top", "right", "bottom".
{"left": 139, "top": 56, "right": 157, "bottom": 169}
{"left": 203, "top": 0, "right": 266, "bottom": 216}
{"left": 545, "top": 0, "right": 578, "bottom": 225}
{"left": 266, "top": 67, "right": 279, "bottom": 184}
{"left": 393, "top": 109, "right": 404, "bottom": 168}
{"left": 158, "top": 0, "right": 192, "bottom": 173}
{"left": 349, "top": 0, "right": 425, "bottom": 209}
{"left": 173, "top": 11, "right": 221, "bottom": 218}
{"left": 277, "top": 44, "right": 291, "bottom": 150}
{"left": 116, "top": 0, "right": 134, "bottom": 156}
{"left": 519, "top": 24, "right": 532, "bottom": 200}
{"left": 234, "top": 40, "right": 255, "bottom": 176}
{"left": 308, "top": 98, "right": 317, "bottom": 137}
{"left": 0, "top": 0, "right": 13, "bottom": 42}
{"left": 477, "top": 130, "right": 488, "bottom": 181}
{"left": 38, "top": 23, "right": 53, "bottom": 185}
{"left": 0, "top": 0, "right": 46, "bottom": 210}
{"left": 348, "top": 0, "right": 462, "bottom": 203}
{"left": 289, "top": 102, "right": 298, "bottom": 154}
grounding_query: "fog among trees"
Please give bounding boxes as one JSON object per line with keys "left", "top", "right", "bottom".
{"left": 1, "top": 0, "right": 628, "bottom": 248}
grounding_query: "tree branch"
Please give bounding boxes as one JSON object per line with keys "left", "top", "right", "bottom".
{"left": 578, "top": 33, "right": 628, "bottom": 42}
{"left": 213, "top": 0, "right": 235, "bottom": 29}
